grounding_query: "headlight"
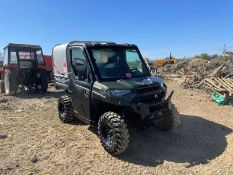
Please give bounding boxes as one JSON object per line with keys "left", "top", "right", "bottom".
{"left": 110, "top": 89, "right": 131, "bottom": 96}
{"left": 161, "top": 82, "right": 167, "bottom": 92}
{"left": 160, "top": 82, "right": 164, "bottom": 87}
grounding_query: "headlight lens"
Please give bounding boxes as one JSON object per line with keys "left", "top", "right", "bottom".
{"left": 110, "top": 89, "right": 131, "bottom": 96}
{"left": 160, "top": 82, "right": 164, "bottom": 87}
{"left": 161, "top": 82, "right": 167, "bottom": 92}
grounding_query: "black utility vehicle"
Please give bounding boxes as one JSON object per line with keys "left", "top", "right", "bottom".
{"left": 53, "top": 41, "right": 178, "bottom": 155}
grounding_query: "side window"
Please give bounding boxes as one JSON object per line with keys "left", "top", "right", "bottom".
{"left": 126, "top": 49, "right": 143, "bottom": 72}
{"left": 36, "top": 50, "right": 45, "bottom": 64}
{"left": 3, "top": 48, "right": 8, "bottom": 65}
{"left": 10, "top": 49, "right": 18, "bottom": 64}
{"left": 70, "top": 48, "right": 88, "bottom": 81}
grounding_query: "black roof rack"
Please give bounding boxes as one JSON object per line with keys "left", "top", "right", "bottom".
{"left": 68, "top": 41, "right": 136, "bottom": 47}
{"left": 4, "top": 43, "right": 42, "bottom": 49}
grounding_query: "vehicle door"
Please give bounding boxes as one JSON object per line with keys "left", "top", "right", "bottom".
{"left": 68, "top": 46, "right": 91, "bottom": 123}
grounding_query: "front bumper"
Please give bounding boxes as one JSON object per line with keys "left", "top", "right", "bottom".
{"left": 131, "top": 90, "right": 174, "bottom": 121}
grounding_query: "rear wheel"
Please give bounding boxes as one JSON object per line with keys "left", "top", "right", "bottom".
{"left": 48, "top": 71, "right": 54, "bottom": 81}
{"left": 58, "top": 95, "right": 75, "bottom": 123}
{"left": 4, "top": 69, "right": 17, "bottom": 95}
{"left": 40, "top": 69, "right": 48, "bottom": 92}
{"left": 0, "top": 80, "right": 5, "bottom": 93}
{"left": 98, "top": 112, "right": 129, "bottom": 155}
{"left": 36, "top": 69, "right": 48, "bottom": 92}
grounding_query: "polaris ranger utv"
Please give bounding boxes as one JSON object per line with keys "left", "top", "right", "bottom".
{"left": 0, "top": 43, "right": 48, "bottom": 95}
{"left": 53, "top": 41, "right": 179, "bottom": 155}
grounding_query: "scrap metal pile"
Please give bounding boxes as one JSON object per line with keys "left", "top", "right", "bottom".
{"left": 157, "top": 57, "right": 233, "bottom": 98}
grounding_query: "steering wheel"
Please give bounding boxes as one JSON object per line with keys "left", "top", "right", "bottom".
{"left": 131, "top": 68, "right": 141, "bottom": 74}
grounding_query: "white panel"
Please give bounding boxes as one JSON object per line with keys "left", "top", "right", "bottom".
{"left": 53, "top": 44, "right": 69, "bottom": 77}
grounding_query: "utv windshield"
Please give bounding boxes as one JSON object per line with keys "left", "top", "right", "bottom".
{"left": 89, "top": 46, "right": 150, "bottom": 81}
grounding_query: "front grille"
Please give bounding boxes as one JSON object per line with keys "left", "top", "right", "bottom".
{"left": 135, "top": 85, "right": 160, "bottom": 93}
{"left": 133, "top": 95, "right": 155, "bottom": 103}
{"left": 133, "top": 89, "right": 165, "bottom": 104}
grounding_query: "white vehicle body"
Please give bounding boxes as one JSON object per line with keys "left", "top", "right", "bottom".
{"left": 52, "top": 43, "right": 71, "bottom": 89}
{"left": 52, "top": 43, "right": 69, "bottom": 78}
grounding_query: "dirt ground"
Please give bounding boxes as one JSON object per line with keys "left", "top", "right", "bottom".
{"left": 0, "top": 81, "right": 233, "bottom": 175}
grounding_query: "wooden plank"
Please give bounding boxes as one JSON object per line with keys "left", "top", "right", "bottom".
{"left": 203, "top": 78, "right": 230, "bottom": 96}
{"left": 212, "top": 77, "right": 231, "bottom": 92}
{"left": 204, "top": 82, "right": 218, "bottom": 92}
{"left": 215, "top": 78, "right": 233, "bottom": 96}
{"left": 205, "top": 78, "right": 224, "bottom": 91}
{"left": 226, "top": 78, "right": 233, "bottom": 83}
{"left": 195, "top": 79, "right": 205, "bottom": 88}
{"left": 213, "top": 78, "right": 232, "bottom": 96}
{"left": 210, "top": 77, "right": 222, "bottom": 89}
{"left": 220, "top": 78, "right": 233, "bottom": 91}
{"left": 212, "top": 77, "right": 226, "bottom": 88}
{"left": 223, "top": 78, "right": 233, "bottom": 88}
{"left": 208, "top": 65, "right": 223, "bottom": 77}
{"left": 214, "top": 78, "right": 232, "bottom": 93}
{"left": 204, "top": 81, "right": 217, "bottom": 90}
{"left": 202, "top": 77, "right": 233, "bottom": 97}
{"left": 204, "top": 80, "right": 222, "bottom": 92}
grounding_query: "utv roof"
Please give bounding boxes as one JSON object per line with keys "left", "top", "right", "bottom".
{"left": 52, "top": 41, "right": 138, "bottom": 77}
{"left": 4, "top": 43, "right": 42, "bottom": 49}
{"left": 68, "top": 41, "right": 137, "bottom": 47}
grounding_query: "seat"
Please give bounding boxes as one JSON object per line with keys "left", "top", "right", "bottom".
{"left": 100, "top": 56, "right": 124, "bottom": 78}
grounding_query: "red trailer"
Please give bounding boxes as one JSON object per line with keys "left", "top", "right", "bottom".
{"left": 41, "top": 55, "right": 53, "bottom": 81}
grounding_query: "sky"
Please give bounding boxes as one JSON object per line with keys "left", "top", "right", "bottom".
{"left": 0, "top": 0, "right": 233, "bottom": 59}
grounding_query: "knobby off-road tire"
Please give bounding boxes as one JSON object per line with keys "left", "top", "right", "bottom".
{"left": 98, "top": 112, "right": 129, "bottom": 155}
{"left": 156, "top": 103, "right": 181, "bottom": 131}
{"left": 58, "top": 95, "right": 75, "bottom": 123}
{"left": 40, "top": 69, "right": 48, "bottom": 92}
{"left": 4, "top": 69, "right": 17, "bottom": 95}
{"left": 53, "top": 80, "right": 60, "bottom": 90}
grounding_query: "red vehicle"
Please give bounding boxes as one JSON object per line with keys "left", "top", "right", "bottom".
{"left": 41, "top": 55, "right": 53, "bottom": 81}
{"left": 0, "top": 43, "right": 49, "bottom": 95}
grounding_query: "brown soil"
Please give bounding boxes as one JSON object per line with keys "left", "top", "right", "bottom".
{"left": 0, "top": 82, "right": 233, "bottom": 175}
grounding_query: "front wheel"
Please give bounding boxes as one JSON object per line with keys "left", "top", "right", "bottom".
{"left": 98, "top": 112, "right": 129, "bottom": 155}
{"left": 0, "top": 80, "right": 5, "bottom": 93}
{"left": 58, "top": 95, "right": 75, "bottom": 123}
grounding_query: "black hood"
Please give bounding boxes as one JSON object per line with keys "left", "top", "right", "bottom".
{"left": 100, "top": 76, "right": 163, "bottom": 90}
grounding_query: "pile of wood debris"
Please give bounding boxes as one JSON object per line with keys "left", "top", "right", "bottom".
{"left": 157, "top": 57, "right": 233, "bottom": 98}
